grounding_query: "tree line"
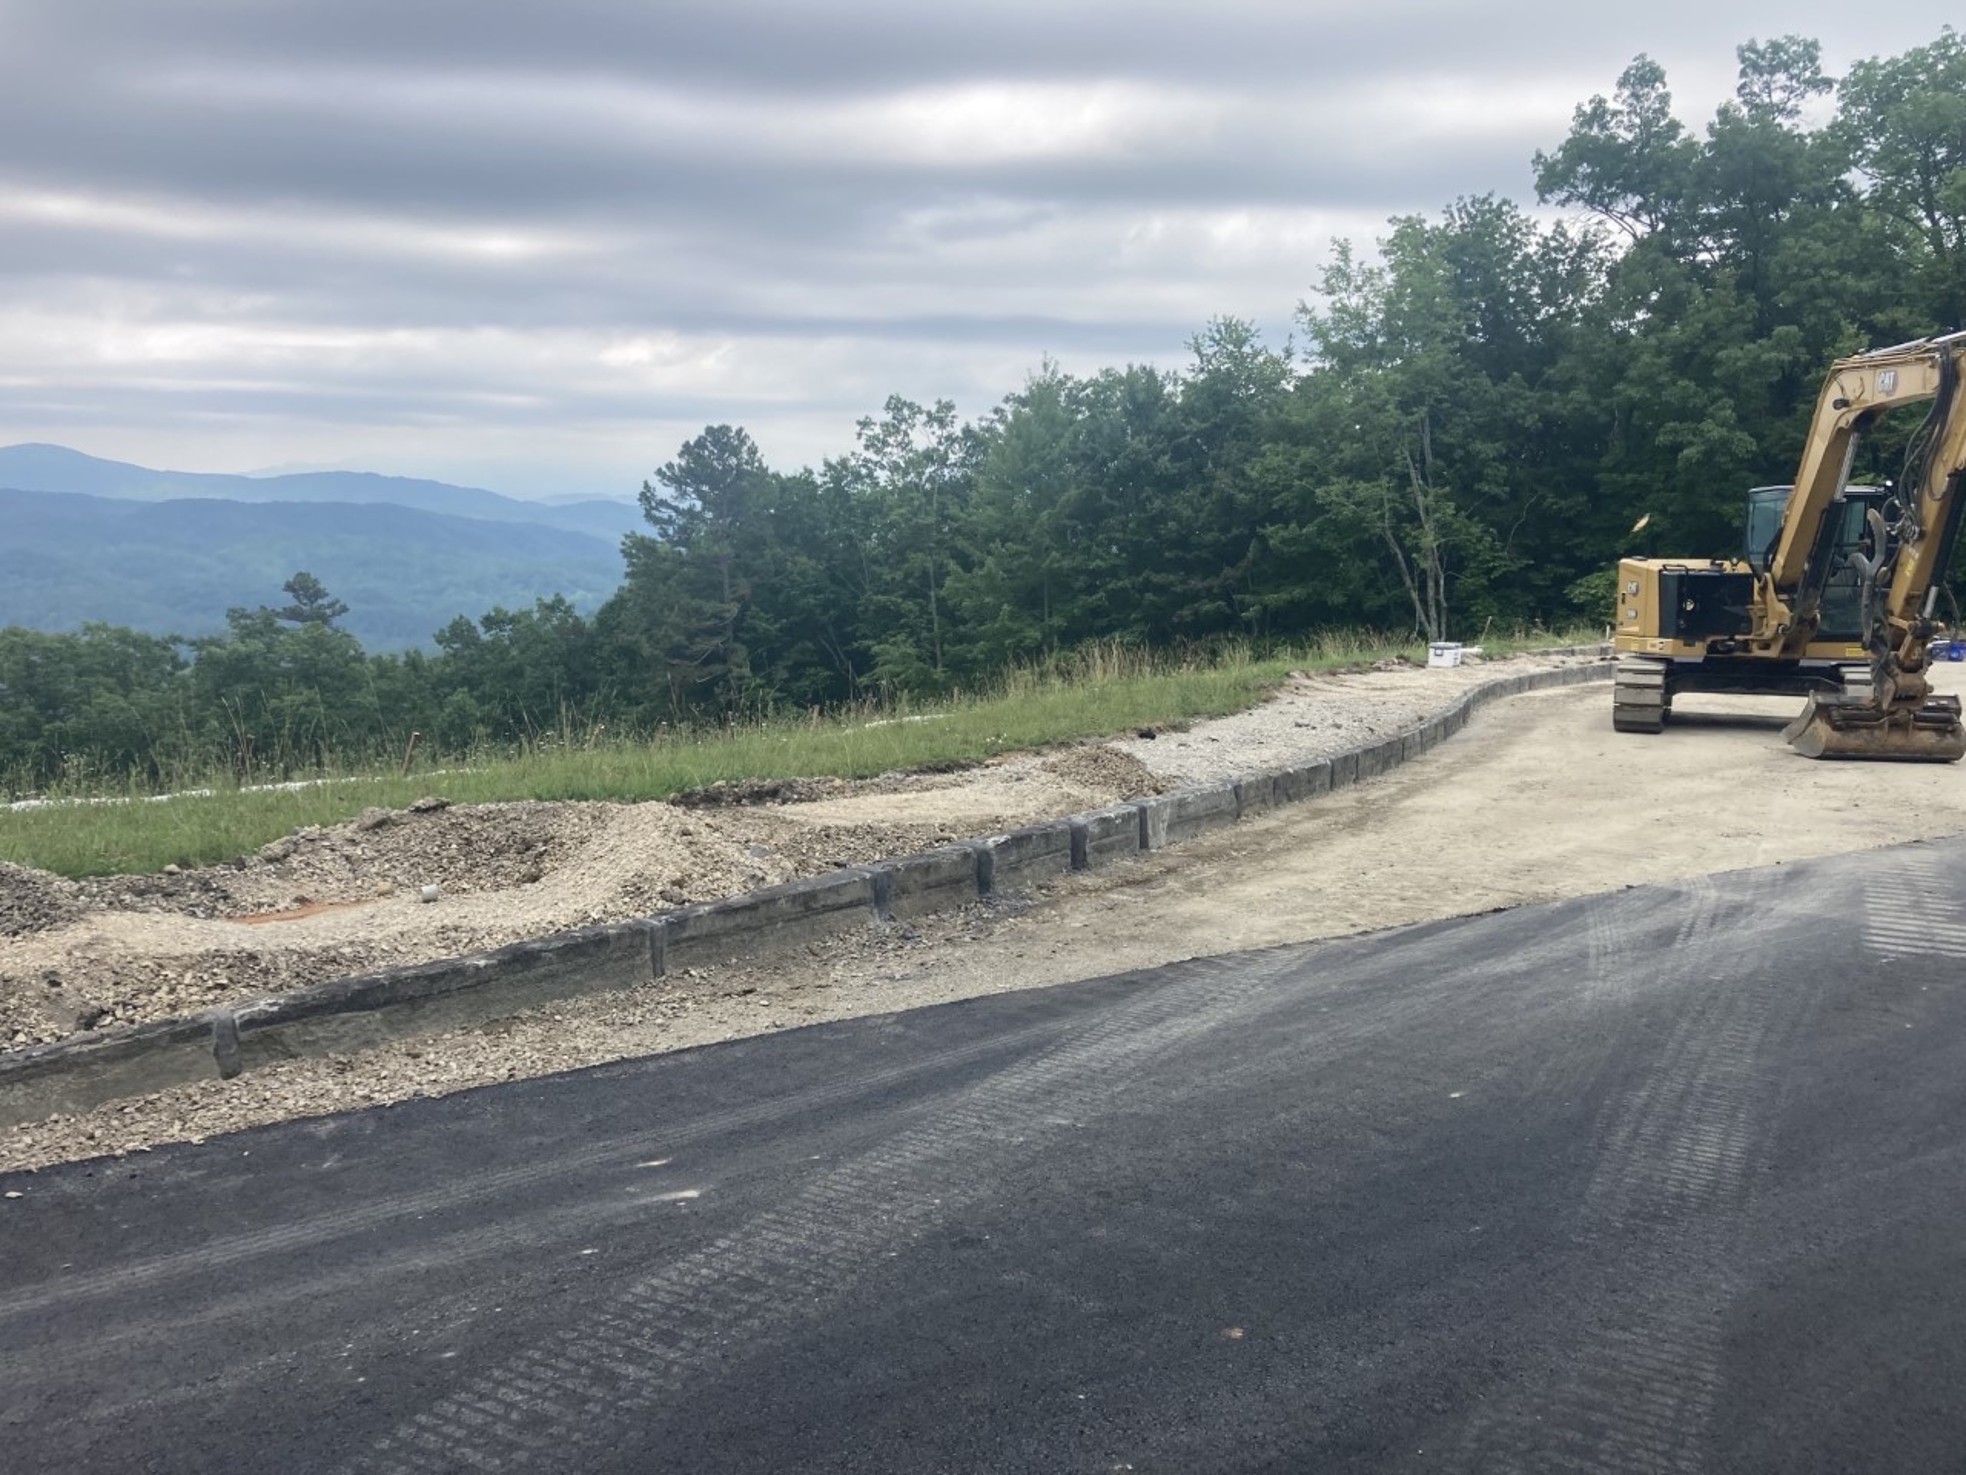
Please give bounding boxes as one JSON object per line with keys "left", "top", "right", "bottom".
{"left": 3, "top": 28, "right": 1962, "bottom": 790}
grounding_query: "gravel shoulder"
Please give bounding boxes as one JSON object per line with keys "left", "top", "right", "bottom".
{"left": 21, "top": 645, "right": 1950, "bottom": 1173}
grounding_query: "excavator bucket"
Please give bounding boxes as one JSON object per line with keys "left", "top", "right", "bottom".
{"left": 1782, "top": 691, "right": 1966, "bottom": 761}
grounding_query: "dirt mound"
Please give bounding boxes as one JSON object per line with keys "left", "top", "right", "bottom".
{"left": 256, "top": 800, "right": 615, "bottom": 902}
{"left": 72, "top": 800, "right": 618, "bottom": 920}
{"left": 0, "top": 798, "right": 794, "bottom": 1046}
{"left": 669, "top": 777, "right": 843, "bottom": 808}
{"left": 0, "top": 752, "right": 1151, "bottom": 1054}
{"left": 1037, "top": 745, "right": 1167, "bottom": 798}
{"left": 0, "top": 861, "right": 81, "bottom": 939}
{"left": 75, "top": 867, "right": 240, "bottom": 922}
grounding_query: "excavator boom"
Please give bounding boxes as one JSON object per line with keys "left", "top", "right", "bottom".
{"left": 1779, "top": 332, "right": 1966, "bottom": 761}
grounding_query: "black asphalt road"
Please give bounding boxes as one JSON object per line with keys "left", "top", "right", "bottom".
{"left": 6, "top": 839, "right": 1966, "bottom": 1474}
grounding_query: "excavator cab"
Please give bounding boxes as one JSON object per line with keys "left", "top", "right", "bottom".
{"left": 1745, "top": 484, "right": 1888, "bottom": 642}
{"left": 1816, "top": 490, "right": 1888, "bottom": 643}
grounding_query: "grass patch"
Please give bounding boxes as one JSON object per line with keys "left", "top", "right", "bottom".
{"left": 1, "top": 628, "right": 1594, "bottom": 878}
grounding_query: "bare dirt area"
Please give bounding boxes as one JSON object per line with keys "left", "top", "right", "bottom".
{"left": 15, "top": 648, "right": 1965, "bottom": 1172}
{"left": 0, "top": 748, "right": 1171, "bottom": 1051}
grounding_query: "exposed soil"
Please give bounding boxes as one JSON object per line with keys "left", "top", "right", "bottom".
{"left": 28, "top": 643, "right": 1939, "bottom": 1174}
{"left": 0, "top": 733, "right": 1193, "bottom": 1052}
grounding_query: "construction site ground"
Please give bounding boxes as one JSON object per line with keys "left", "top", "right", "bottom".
{"left": 6, "top": 650, "right": 1965, "bottom": 1172}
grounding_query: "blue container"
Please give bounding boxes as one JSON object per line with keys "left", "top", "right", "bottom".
{"left": 1948, "top": 641, "right": 1965, "bottom": 662}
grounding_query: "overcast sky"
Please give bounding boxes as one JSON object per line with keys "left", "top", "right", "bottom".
{"left": 0, "top": 2, "right": 1954, "bottom": 500}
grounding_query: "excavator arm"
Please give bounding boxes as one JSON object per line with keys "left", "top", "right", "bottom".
{"left": 1777, "top": 331, "right": 1966, "bottom": 759}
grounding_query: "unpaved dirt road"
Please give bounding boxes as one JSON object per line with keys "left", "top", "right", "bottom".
{"left": 922, "top": 674, "right": 1966, "bottom": 983}
{"left": 8, "top": 661, "right": 1966, "bottom": 1170}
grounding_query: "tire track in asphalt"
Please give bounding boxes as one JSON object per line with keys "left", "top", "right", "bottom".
{"left": 0, "top": 1007, "right": 1088, "bottom": 1328}
{"left": 12, "top": 973, "right": 1294, "bottom": 1433}
{"left": 348, "top": 848, "right": 1946, "bottom": 1473}
{"left": 1862, "top": 846, "right": 1966, "bottom": 960}
{"left": 1046, "top": 881, "right": 1739, "bottom": 1470}
{"left": 342, "top": 948, "right": 1318, "bottom": 1473}
{"left": 3, "top": 1186, "right": 688, "bottom": 1396}
{"left": 336, "top": 918, "right": 1579, "bottom": 1473}
{"left": 1443, "top": 869, "right": 1833, "bottom": 1473}
{"left": 1074, "top": 906, "right": 1676, "bottom": 1473}
{"left": 0, "top": 917, "right": 1617, "bottom": 1433}
{"left": 362, "top": 897, "right": 1692, "bottom": 1475}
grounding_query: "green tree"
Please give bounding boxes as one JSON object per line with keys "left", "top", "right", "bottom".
{"left": 1288, "top": 210, "right": 1577, "bottom": 640}
{"left": 1534, "top": 57, "right": 1701, "bottom": 248}
{"left": 625, "top": 425, "right": 773, "bottom": 713}
{"left": 434, "top": 597, "right": 598, "bottom": 738}
{"left": 827, "top": 397, "right": 978, "bottom": 689}
{"left": 604, "top": 425, "right": 865, "bottom": 718}
{"left": 1156, "top": 319, "right": 1295, "bottom": 639}
{"left": 188, "top": 607, "right": 370, "bottom": 775}
{"left": 270, "top": 571, "right": 350, "bottom": 627}
{"left": 1837, "top": 27, "right": 1966, "bottom": 325}
{"left": 0, "top": 625, "right": 194, "bottom": 788}
{"left": 1697, "top": 38, "right": 1844, "bottom": 326}
{"left": 945, "top": 365, "right": 1089, "bottom": 667}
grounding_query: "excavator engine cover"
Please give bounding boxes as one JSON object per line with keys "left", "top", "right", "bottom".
{"left": 1657, "top": 568, "right": 1754, "bottom": 641}
{"left": 1782, "top": 691, "right": 1966, "bottom": 761}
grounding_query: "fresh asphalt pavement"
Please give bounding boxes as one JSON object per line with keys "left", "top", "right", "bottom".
{"left": 6, "top": 838, "right": 1966, "bottom": 1474}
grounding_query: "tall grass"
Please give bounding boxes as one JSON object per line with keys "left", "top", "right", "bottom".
{"left": 0, "top": 627, "right": 1592, "bottom": 878}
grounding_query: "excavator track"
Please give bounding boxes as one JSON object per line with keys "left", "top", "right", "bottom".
{"left": 1612, "top": 656, "right": 1670, "bottom": 734}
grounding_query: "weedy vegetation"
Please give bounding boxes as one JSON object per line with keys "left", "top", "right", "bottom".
{"left": 1, "top": 628, "right": 1590, "bottom": 878}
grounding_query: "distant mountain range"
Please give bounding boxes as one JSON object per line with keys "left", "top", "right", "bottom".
{"left": 0, "top": 444, "right": 645, "bottom": 542}
{"left": 0, "top": 445, "right": 646, "bottom": 651}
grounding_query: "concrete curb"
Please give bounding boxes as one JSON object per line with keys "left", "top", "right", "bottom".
{"left": 0, "top": 648, "right": 1612, "bottom": 1127}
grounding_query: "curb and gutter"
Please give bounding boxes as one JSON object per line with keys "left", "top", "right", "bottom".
{"left": 0, "top": 651, "right": 1611, "bottom": 1127}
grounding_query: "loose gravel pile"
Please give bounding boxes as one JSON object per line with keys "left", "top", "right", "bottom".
{"left": 0, "top": 862, "right": 80, "bottom": 940}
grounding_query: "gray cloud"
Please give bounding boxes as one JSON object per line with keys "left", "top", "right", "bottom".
{"left": 14, "top": 0, "right": 1921, "bottom": 96}
{"left": 0, "top": 1, "right": 1955, "bottom": 493}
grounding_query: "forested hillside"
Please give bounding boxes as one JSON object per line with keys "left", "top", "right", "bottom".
{"left": 3, "top": 28, "right": 1961, "bottom": 791}
{"left": 0, "top": 487, "right": 627, "bottom": 651}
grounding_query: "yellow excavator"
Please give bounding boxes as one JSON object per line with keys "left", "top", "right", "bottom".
{"left": 1613, "top": 331, "right": 1966, "bottom": 761}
